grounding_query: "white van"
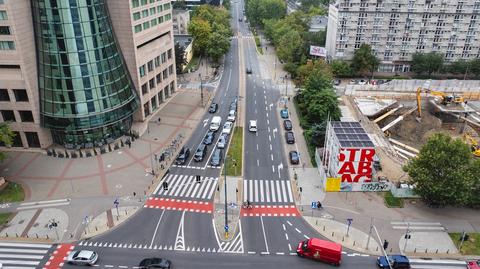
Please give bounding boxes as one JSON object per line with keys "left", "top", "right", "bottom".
{"left": 210, "top": 116, "right": 222, "bottom": 132}
{"left": 249, "top": 120, "right": 257, "bottom": 132}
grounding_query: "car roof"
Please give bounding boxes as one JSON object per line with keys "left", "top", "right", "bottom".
{"left": 76, "top": 250, "right": 94, "bottom": 259}
{"left": 389, "top": 255, "right": 409, "bottom": 262}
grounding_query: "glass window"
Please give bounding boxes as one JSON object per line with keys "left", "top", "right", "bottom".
{"left": 161, "top": 52, "right": 166, "bottom": 63}
{"left": 150, "top": 7, "right": 156, "bottom": 15}
{"left": 11, "top": 131, "right": 22, "bottom": 147}
{"left": 0, "top": 89, "right": 9, "bottom": 101}
{"left": 163, "top": 69, "right": 168, "bottom": 79}
{"left": 0, "top": 0, "right": 4, "bottom": 4}
{"left": 168, "top": 65, "right": 173, "bottom": 75}
{"left": 141, "top": 0, "right": 148, "bottom": 5}
{"left": 158, "top": 16, "right": 164, "bottom": 24}
{"left": 133, "top": 12, "right": 141, "bottom": 20}
{"left": 0, "top": 26, "right": 10, "bottom": 35}
{"left": 157, "top": 5, "right": 163, "bottom": 12}
{"left": 142, "top": 83, "right": 148, "bottom": 95}
{"left": 165, "top": 14, "right": 171, "bottom": 21}
{"left": 13, "top": 89, "right": 28, "bottom": 102}
{"left": 134, "top": 24, "right": 142, "bottom": 33}
{"left": 143, "top": 21, "right": 150, "bottom": 30}
{"left": 139, "top": 65, "right": 146, "bottom": 77}
{"left": 167, "top": 49, "right": 172, "bottom": 59}
{"left": 149, "top": 78, "right": 155, "bottom": 89}
{"left": 163, "top": 3, "right": 171, "bottom": 9}
{"left": 142, "top": 9, "right": 149, "bottom": 17}
{"left": 19, "top": 111, "right": 34, "bottom": 122}
{"left": 1, "top": 110, "right": 15, "bottom": 121}
{"left": 151, "top": 18, "right": 158, "bottom": 26}
{"left": 154, "top": 56, "right": 160, "bottom": 67}
{"left": 0, "top": 10, "right": 7, "bottom": 20}
{"left": 132, "top": 0, "right": 140, "bottom": 8}
{"left": 150, "top": 0, "right": 155, "bottom": 3}
{"left": 147, "top": 60, "right": 154, "bottom": 72}
{"left": 0, "top": 41, "right": 14, "bottom": 50}
{"left": 25, "top": 132, "right": 41, "bottom": 148}
{"left": 156, "top": 73, "right": 162, "bottom": 84}
{"left": 151, "top": 96, "right": 157, "bottom": 110}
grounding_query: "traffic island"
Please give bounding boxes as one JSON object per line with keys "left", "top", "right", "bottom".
{"left": 81, "top": 206, "right": 139, "bottom": 239}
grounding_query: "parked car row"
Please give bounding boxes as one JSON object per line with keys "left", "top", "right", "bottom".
{"left": 66, "top": 250, "right": 173, "bottom": 268}
{"left": 280, "top": 108, "right": 299, "bottom": 165}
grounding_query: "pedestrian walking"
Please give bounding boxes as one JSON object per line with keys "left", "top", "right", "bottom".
{"left": 302, "top": 162, "right": 305, "bottom": 170}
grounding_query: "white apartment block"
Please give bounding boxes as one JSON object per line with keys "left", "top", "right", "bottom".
{"left": 326, "top": 0, "right": 480, "bottom": 73}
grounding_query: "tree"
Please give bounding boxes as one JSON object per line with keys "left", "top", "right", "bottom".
{"left": 0, "top": 123, "right": 15, "bottom": 162}
{"left": 206, "top": 32, "right": 230, "bottom": 63}
{"left": 303, "top": 90, "right": 341, "bottom": 126}
{"left": 330, "top": 60, "right": 353, "bottom": 78}
{"left": 246, "top": 0, "right": 286, "bottom": 26}
{"left": 411, "top": 52, "right": 444, "bottom": 78}
{"left": 304, "top": 122, "right": 327, "bottom": 147}
{"left": 296, "top": 59, "right": 331, "bottom": 86}
{"left": 351, "top": 44, "right": 379, "bottom": 77}
{"left": 223, "top": 0, "right": 231, "bottom": 9}
{"left": 174, "top": 42, "right": 187, "bottom": 73}
{"left": 404, "top": 133, "right": 478, "bottom": 207}
{"left": 469, "top": 58, "right": 480, "bottom": 78}
{"left": 188, "top": 18, "right": 212, "bottom": 55}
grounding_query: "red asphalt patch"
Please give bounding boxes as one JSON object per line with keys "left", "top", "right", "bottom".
{"left": 144, "top": 197, "right": 213, "bottom": 213}
{"left": 241, "top": 204, "right": 299, "bottom": 217}
{"left": 44, "top": 243, "right": 74, "bottom": 269}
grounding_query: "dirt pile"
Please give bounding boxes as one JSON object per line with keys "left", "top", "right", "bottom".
{"left": 391, "top": 112, "right": 443, "bottom": 147}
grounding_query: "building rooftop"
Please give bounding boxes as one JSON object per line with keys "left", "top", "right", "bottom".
{"left": 174, "top": 35, "right": 193, "bottom": 49}
{"left": 331, "top": 121, "right": 374, "bottom": 148}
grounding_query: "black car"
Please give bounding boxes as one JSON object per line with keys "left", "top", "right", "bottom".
{"left": 194, "top": 144, "right": 207, "bottom": 162}
{"left": 246, "top": 68, "right": 252, "bottom": 74}
{"left": 289, "top": 151, "right": 299, "bottom": 165}
{"left": 175, "top": 147, "right": 190, "bottom": 165}
{"left": 139, "top": 257, "right": 171, "bottom": 269}
{"left": 208, "top": 103, "right": 218, "bottom": 113}
{"left": 203, "top": 131, "right": 215, "bottom": 145}
{"left": 210, "top": 148, "right": 223, "bottom": 166}
{"left": 283, "top": 120, "right": 292, "bottom": 131}
{"left": 285, "top": 131, "right": 295, "bottom": 144}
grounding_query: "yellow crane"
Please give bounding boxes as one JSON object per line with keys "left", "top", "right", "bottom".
{"left": 416, "top": 87, "right": 465, "bottom": 117}
{"left": 463, "top": 133, "right": 480, "bottom": 157}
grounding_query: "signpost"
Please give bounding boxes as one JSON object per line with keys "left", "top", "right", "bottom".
{"left": 114, "top": 198, "right": 120, "bottom": 217}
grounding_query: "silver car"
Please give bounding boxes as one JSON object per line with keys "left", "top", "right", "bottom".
{"left": 217, "top": 134, "right": 228, "bottom": 149}
{"left": 67, "top": 250, "right": 98, "bottom": 266}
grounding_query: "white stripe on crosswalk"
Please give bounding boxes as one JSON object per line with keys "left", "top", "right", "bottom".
{"left": 286, "top": 181, "right": 293, "bottom": 203}
{"left": 254, "top": 180, "right": 259, "bottom": 202}
{"left": 0, "top": 243, "right": 51, "bottom": 249}
{"left": 244, "top": 180, "right": 248, "bottom": 202}
{"left": 155, "top": 174, "right": 218, "bottom": 199}
{"left": 265, "top": 181, "right": 270, "bottom": 203}
{"left": 248, "top": 180, "right": 253, "bottom": 202}
{"left": 168, "top": 174, "right": 183, "bottom": 195}
{"left": 0, "top": 254, "right": 44, "bottom": 259}
{"left": 244, "top": 180, "right": 294, "bottom": 204}
{"left": 0, "top": 260, "right": 40, "bottom": 265}
{"left": 271, "top": 181, "right": 276, "bottom": 202}
{"left": 179, "top": 175, "right": 195, "bottom": 197}
{"left": 190, "top": 180, "right": 202, "bottom": 198}
{"left": 260, "top": 182, "right": 264, "bottom": 203}
{"left": 275, "top": 181, "right": 281, "bottom": 202}
{"left": 207, "top": 179, "right": 217, "bottom": 199}
{"left": 184, "top": 177, "right": 197, "bottom": 197}
{"left": 3, "top": 266, "right": 37, "bottom": 269}
{"left": 201, "top": 178, "right": 213, "bottom": 199}
{"left": 172, "top": 175, "right": 186, "bottom": 196}
{"left": 0, "top": 248, "right": 48, "bottom": 254}
{"left": 280, "top": 181, "right": 287, "bottom": 202}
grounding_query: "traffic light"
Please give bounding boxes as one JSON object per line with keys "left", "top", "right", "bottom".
{"left": 159, "top": 153, "right": 165, "bottom": 162}
{"left": 196, "top": 175, "right": 201, "bottom": 183}
{"left": 383, "top": 240, "right": 389, "bottom": 250}
{"left": 404, "top": 234, "right": 411, "bottom": 239}
{"left": 162, "top": 181, "right": 168, "bottom": 190}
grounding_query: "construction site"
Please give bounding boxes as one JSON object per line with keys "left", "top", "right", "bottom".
{"left": 343, "top": 79, "right": 480, "bottom": 183}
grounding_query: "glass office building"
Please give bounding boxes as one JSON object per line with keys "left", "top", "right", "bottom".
{"left": 31, "top": 0, "right": 139, "bottom": 146}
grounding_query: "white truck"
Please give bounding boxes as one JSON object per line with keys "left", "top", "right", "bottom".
{"left": 210, "top": 116, "right": 222, "bottom": 132}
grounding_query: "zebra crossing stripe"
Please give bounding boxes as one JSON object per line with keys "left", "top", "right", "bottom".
{"left": 271, "top": 181, "right": 276, "bottom": 202}
{"left": 169, "top": 174, "right": 184, "bottom": 195}
{"left": 172, "top": 175, "right": 187, "bottom": 196}
{"left": 286, "top": 181, "right": 293, "bottom": 202}
{"left": 275, "top": 181, "right": 281, "bottom": 202}
{"left": 178, "top": 175, "right": 195, "bottom": 197}
{"left": 248, "top": 180, "right": 253, "bottom": 202}
{"left": 260, "top": 181, "right": 264, "bottom": 203}
{"left": 280, "top": 181, "right": 287, "bottom": 202}
{"left": 244, "top": 180, "right": 294, "bottom": 203}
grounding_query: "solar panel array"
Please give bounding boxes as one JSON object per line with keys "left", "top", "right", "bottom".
{"left": 331, "top": 121, "right": 375, "bottom": 148}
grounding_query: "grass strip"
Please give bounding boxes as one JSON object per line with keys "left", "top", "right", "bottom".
{"left": 225, "top": 127, "right": 243, "bottom": 176}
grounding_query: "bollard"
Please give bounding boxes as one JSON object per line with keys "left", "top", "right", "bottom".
{"left": 70, "top": 233, "right": 73, "bottom": 238}
{"left": 95, "top": 226, "right": 98, "bottom": 231}
{"left": 332, "top": 232, "right": 334, "bottom": 237}
{"left": 425, "top": 248, "right": 428, "bottom": 253}
{"left": 436, "top": 249, "right": 438, "bottom": 254}
{"left": 323, "top": 226, "right": 325, "bottom": 231}
{"left": 84, "top": 230, "right": 87, "bottom": 235}
{"left": 316, "top": 220, "right": 318, "bottom": 225}
{"left": 389, "top": 248, "right": 392, "bottom": 253}
{"left": 148, "top": 185, "right": 150, "bottom": 190}
{"left": 342, "top": 236, "right": 344, "bottom": 242}
{"left": 125, "top": 210, "right": 128, "bottom": 215}
{"left": 376, "top": 246, "right": 379, "bottom": 251}
{"left": 15, "top": 233, "right": 18, "bottom": 237}
{"left": 116, "top": 215, "right": 119, "bottom": 221}
{"left": 46, "top": 234, "right": 49, "bottom": 239}
{"left": 353, "top": 241, "right": 356, "bottom": 246}
{"left": 5, "top": 233, "right": 7, "bottom": 237}
{"left": 414, "top": 248, "right": 416, "bottom": 253}
{"left": 447, "top": 249, "right": 449, "bottom": 254}
{"left": 26, "top": 234, "right": 29, "bottom": 238}
{"left": 36, "top": 233, "right": 39, "bottom": 238}
{"left": 301, "top": 206, "right": 303, "bottom": 212}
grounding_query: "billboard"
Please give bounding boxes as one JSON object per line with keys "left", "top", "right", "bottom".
{"left": 337, "top": 148, "right": 375, "bottom": 191}
{"left": 310, "top": 46, "right": 327, "bottom": 57}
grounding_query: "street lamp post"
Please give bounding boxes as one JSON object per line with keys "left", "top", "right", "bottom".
{"left": 147, "top": 124, "right": 155, "bottom": 176}
{"left": 199, "top": 73, "right": 204, "bottom": 107}
{"left": 284, "top": 74, "right": 289, "bottom": 97}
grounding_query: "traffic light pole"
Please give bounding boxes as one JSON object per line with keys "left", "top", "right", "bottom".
{"left": 373, "top": 225, "right": 393, "bottom": 269}
{"left": 224, "top": 150, "right": 228, "bottom": 239}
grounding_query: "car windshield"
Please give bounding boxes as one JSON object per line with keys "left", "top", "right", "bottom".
{"left": 89, "top": 253, "right": 96, "bottom": 259}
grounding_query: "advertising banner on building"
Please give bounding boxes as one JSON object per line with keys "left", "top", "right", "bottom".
{"left": 309, "top": 46, "right": 327, "bottom": 57}
{"left": 337, "top": 148, "right": 376, "bottom": 191}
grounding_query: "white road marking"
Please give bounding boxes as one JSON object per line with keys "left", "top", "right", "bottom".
{"left": 270, "top": 144, "right": 272, "bottom": 150}
{"left": 149, "top": 210, "right": 166, "bottom": 247}
{"left": 254, "top": 180, "right": 259, "bottom": 202}
{"left": 243, "top": 180, "right": 248, "bottom": 202}
{"left": 266, "top": 112, "right": 269, "bottom": 118}
{"left": 286, "top": 181, "right": 293, "bottom": 202}
{"left": 295, "top": 228, "right": 301, "bottom": 234}
{"left": 260, "top": 181, "right": 264, "bottom": 203}
{"left": 282, "top": 224, "right": 286, "bottom": 231}
{"left": 260, "top": 216, "right": 269, "bottom": 254}
{"left": 285, "top": 233, "right": 289, "bottom": 240}
{"left": 269, "top": 135, "right": 271, "bottom": 142}
{"left": 288, "top": 244, "right": 292, "bottom": 251}
{"left": 0, "top": 243, "right": 51, "bottom": 248}
{"left": 303, "top": 235, "right": 310, "bottom": 239}
{"left": 256, "top": 144, "right": 259, "bottom": 150}
{"left": 271, "top": 154, "right": 273, "bottom": 161}
{"left": 271, "top": 181, "right": 277, "bottom": 202}
{"left": 257, "top": 159, "right": 259, "bottom": 166}
{"left": 272, "top": 165, "right": 275, "bottom": 173}
{"left": 287, "top": 221, "right": 293, "bottom": 226}
{"left": 268, "top": 126, "right": 270, "bottom": 133}
{"left": 267, "top": 119, "right": 269, "bottom": 125}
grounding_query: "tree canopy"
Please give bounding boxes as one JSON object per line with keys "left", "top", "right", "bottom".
{"left": 404, "top": 133, "right": 480, "bottom": 207}
{"left": 0, "top": 123, "right": 15, "bottom": 162}
{"left": 245, "top": 0, "right": 286, "bottom": 26}
{"left": 350, "top": 44, "right": 379, "bottom": 77}
{"left": 411, "top": 52, "right": 444, "bottom": 78}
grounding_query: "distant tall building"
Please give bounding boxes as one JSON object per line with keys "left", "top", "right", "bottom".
{"left": 326, "top": 0, "right": 480, "bottom": 73}
{"left": 172, "top": 9, "right": 190, "bottom": 35}
{"left": 0, "top": 0, "right": 176, "bottom": 150}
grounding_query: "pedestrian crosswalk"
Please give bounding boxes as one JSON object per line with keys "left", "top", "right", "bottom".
{"left": 0, "top": 242, "right": 52, "bottom": 269}
{"left": 391, "top": 221, "right": 445, "bottom": 231}
{"left": 154, "top": 174, "right": 218, "bottom": 200}
{"left": 243, "top": 179, "right": 294, "bottom": 204}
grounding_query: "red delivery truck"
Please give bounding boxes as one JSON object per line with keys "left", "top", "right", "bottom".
{"left": 297, "top": 238, "right": 342, "bottom": 266}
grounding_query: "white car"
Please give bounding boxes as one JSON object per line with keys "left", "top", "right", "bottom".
{"left": 222, "top": 121, "right": 233, "bottom": 134}
{"left": 217, "top": 134, "right": 228, "bottom": 149}
{"left": 67, "top": 250, "right": 98, "bottom": 266}
{"left": 249, "top": 120, "right": 257, "bottom": 132}
{"left": 227, "top": 110, "right": 236, "bottom": 122}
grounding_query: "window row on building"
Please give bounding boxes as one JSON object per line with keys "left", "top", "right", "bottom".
{"left": 133, "top": 2, "right": 170, "bottom": 21}
{"left": 143, "top": 80, "right": 175, "bottom": 117}
{"left": 134, "top": 13, "right": 171, "bottom": 33}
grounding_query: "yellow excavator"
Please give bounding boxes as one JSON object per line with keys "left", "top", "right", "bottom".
{"left": 463, "top": 133, "right": 480, "bottom": 157}
{"left": 416, "top": 87, "right": 465, "bottom": 117}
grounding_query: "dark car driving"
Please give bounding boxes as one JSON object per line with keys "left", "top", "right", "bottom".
{"left": 139, "top": 257, "right": 172, "bottom": 269}
{"left": 203, "top": 131, "right": 215, "bottom": 145}
{"left": 210, "top": 148, "right": 223, "bottom": 166}
{"left": 289, "top": 151, "right": 299, "bottom": 164}
{"left": 283, "top": 119, "right": 292, "bottom": 131}
{"left": 285, "top": 131, "right": 295, "bottom": 144}
{"left": 209, "top": 103, "right": 218, "bottom": 113}
{"left": 175, "top": 147, "right": 190, "bottom": 165}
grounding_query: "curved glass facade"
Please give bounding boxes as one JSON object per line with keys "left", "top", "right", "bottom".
{"left": 31, "top": 0, "right": 139, "bottom": 146}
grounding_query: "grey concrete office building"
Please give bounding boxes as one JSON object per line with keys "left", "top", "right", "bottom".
{"left": 326, "top": 0, "right": 480, "bottom": 73}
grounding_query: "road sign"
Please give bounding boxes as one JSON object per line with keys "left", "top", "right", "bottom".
{"left": 347, "top": 218, "right": 353, "bottom": 225}
{"left": 113, "top": 199, "right": 119, "bottom": 205}
{"left": 224, "top": 225, "right": 229, "bottom": 232}
{"left": 311, "top": 202, "right": 317, "bottom": 209}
